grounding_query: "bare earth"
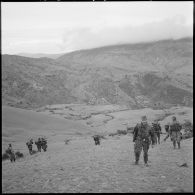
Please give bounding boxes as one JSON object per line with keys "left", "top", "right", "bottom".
{"left": 2, "top": 135, "right": 193, "bottom": 193}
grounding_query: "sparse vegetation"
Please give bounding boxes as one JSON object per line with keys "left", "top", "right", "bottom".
{"left": 15, "top": 151, "right": 24, "bottom": 158}
{"left": 2, "top": 153, "right": 9, "bottom": 161}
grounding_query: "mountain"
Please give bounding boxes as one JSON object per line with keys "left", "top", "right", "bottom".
{"left": 2, "top": 37, "right": 193, "bottom": 109}
{"left": 17, "top": 53, "right": 65, "bottom": 59}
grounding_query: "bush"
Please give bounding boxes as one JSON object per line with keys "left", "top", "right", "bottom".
{"left": 2, "top": 153, "right": 9, "bottom": 161}
{"left": 15, "top": 151, "right": 24, "bottom": 158}
{"left": 117, "top": 130, "right": 127, "bottom": 135}
{"left": 64, "top": 139, "right": 71, "bottom": 145}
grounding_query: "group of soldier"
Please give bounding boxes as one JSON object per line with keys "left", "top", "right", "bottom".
{"left": 5, "top": 144, "right": 16, "bottom": 163}
{"left": 26, "top": 137, "right": 48, "bottom": 154}
{"left": 5, "top": 137, "right": 48, "bottom": 162}
{"left": 5, "top": 115, "right": 183, "bottom": 166}
{"left": 133, "top": 115, "right": 182, "bottom": 166}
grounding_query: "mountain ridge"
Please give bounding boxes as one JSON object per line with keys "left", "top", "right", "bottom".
{"left": 2, "top": 37, "right": 193, "bottom": 109}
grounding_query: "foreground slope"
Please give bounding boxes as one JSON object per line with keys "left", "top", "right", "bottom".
{"left": 2, "top": 135, "right": 193, "bottom": 193}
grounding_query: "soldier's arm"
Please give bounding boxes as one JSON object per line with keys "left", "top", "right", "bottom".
{"left": 133, "top": 125, "right": 138, "bottom": 142}
{"left": 164, "top": 133, "right": 169, "bottom": 141}
{"left": 159, "top": 124, "right": 162, "bottom": 132}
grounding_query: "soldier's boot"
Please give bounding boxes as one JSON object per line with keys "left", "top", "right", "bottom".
{"left": 177, "top": 142, "right": 180, "bottom": 149}
{"left": 144, "top": 153, "right": 148, "bottom": 165}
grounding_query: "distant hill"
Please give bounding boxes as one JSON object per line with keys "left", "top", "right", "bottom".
{"left": 17, "top": 53, "right": 65, "bottom": 59}
{"left": 2, "top": 37, "right": 193, "bottom": 109}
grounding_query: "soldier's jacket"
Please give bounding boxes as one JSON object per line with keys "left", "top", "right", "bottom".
{"left": 133, "top": 122, "right": 153, "bottom": 142}
{"left": 165, "top": 125, "right": 169, "bottom": 132}
{"left": 170, "top": 121, "right": 182, "bottom": 132}
{"left": 152, "top": 123, "right": 161, "bottom": 133}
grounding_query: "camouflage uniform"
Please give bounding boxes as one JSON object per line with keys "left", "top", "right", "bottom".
{"left": 6, "top": 144, "right": 16, "bottom": 162}
{"left": 152, "top": 122, "right": 162, "bottom": 144}
{"left": 170, "top": 120, "right": 182, "bottom": 149}
{"left": 133, "top": 121, "right": 153, "bottom": 165}
{"left": 93, "top": 136, "right": 100, "bottom": 145}
{"left": 26, "top": 139, "right": 33, "bottom": 154}
{"left": 35, "top": 138, "right": 42, "bottom": 152}
{"left": 41, "top": 138, "right": 47, "bottom": 152}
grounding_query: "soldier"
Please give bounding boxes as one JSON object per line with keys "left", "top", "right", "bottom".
{"left": 41, "top": 138, "right": 47, "bottom": 152}
{"left": 169, "top": 116, "right": 182, "bottom": 149}
{"left": 152, "top": 120, "right": 162, "bottom": 144}
{"left": 133, "top": 116, "right": 154, "bottom": 166}
{"left": 164, "top": 123, "right": 171, "bottom": 141}
{"left": 93, "top": 135, "right": 100, "bottom": 145}
{"left": 6, "top": 144, "right": 16, "bottom": 162}
{"left": 26, "top": 139, "right": 33, "bottom": 155}
{"left": 35, "top": 138, "right": 42, "bottom": 152}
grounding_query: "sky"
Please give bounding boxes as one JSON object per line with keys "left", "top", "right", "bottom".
{"left": 1, "top": 2, "right": 193, "bottom": 54}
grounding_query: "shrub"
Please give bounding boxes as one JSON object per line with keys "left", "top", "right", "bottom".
{"left": 15, "top": 151, "right": 24, "bottom": 158}
{"left": 2, "top": 153, "right": 9, "bottom": 161}
{"left": 117, "top": 130, "right": 127, "bottom": 135}
{"left": 64, "top": 139, "right": 71, "bottom": 145}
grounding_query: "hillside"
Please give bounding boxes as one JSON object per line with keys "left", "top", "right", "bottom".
{"left": 2, "top": 37, "right": 193, "bottom": 109}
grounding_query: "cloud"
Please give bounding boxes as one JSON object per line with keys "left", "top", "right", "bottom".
{"left": 59, "top": 15, "right": 193, "bottom": 53}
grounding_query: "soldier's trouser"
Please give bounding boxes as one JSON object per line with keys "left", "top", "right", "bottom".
{"left": 151, "top": 134, "right": 156, "bottom": 146}
{"left": 171, "top": 131, "right": 181, "bottom": 149}
{"left": 156, "top": 132, "right": 160, "bottom": 144}
{"left": 28, "top": 146, "right": 32, "bottom": 154}
{"left": 10, "top": 153, "right": 16, "bottom": 162}
{"left": 134, "top": 139, "right": 149, "bottom": 164}
{"left": 37, "top": 145, "right": 41, "bottom": 152}
{"left": 42, "top": 144, "right": 47, "bottom": 151}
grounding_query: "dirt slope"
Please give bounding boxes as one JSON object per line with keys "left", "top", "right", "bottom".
{"left": 2, "top": 135, "right": 193, "bottom": 193}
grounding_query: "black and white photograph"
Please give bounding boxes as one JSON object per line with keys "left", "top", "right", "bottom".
{"left": 2, "top": 1, "right": 193, "bottom": 193}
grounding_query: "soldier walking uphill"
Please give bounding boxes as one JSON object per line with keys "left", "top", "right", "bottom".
{"left": 133, "top": 116, "right": 154, "bottom": 166}
{"left": 6, "top": 144, "right": 16, "bottom": 162}
{"left": 164, "top": 116, "right": 182, "bottom": 149}
{"left": 35, "top": 138, "right": 42, "bottom": 152}
{"left": 152, "top": 120, "right": 162, "bottom": 144}
{"left": 26, "top": 139, "right": 33, "bottom": 155}
{"left": 41, "top": 138, "right": 47, "bottom": 152}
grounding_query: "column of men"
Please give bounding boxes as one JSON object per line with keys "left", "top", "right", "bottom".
{"left": 133, "top": 115, "right": 182, "bottom": 166}
{"left": 26, "top": 137, "right": 48, "bottom": 155}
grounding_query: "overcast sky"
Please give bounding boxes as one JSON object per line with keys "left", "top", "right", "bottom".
{"left": 2, "top": 2, "right": 193, "bottom": 54}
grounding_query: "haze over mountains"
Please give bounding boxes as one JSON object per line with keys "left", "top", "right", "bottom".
{"left": 17, "top": 53, "right": 65, "bottom": 59}
{"left": 2, "top": 37, "right": 193, "bottom": 109}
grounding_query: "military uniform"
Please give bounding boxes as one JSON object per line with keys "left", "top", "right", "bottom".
{"left": 152, "top": 122, "right": 161, "bottom": 144}
{"left": 26, "top": 139, "right": 33, "bottom": 154}
{"left": 41, "top": 138, "right": 47, "bottom": 152}
{"left": 35, "top": 138, "right": 42, "bottom": 152}
{"left": 133, "top": 119, "right": 153, "bottom": 165}
{"left": 6, "top": 144, "right": 16, "bottom": 162}
{"left": 170, "top": 120, "right": 182, "bottom": 149}
{"left": 93, "top": 135, "right": 100, "bottom": 145}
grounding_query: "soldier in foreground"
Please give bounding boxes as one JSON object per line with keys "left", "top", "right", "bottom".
{"left": 133, "top": 116, "right": 153, "bottom": 166}
{"left": 166, "top": 116, "right": 182, "bottom": 149}
{"left": 26, "top": 139, "right": 33, "bottom": 155}
{"left": 6, "top": 144, "right": 16, "bottom": 162}
{"left": 152, "top": 120, "right": 162, "bottom": 144}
